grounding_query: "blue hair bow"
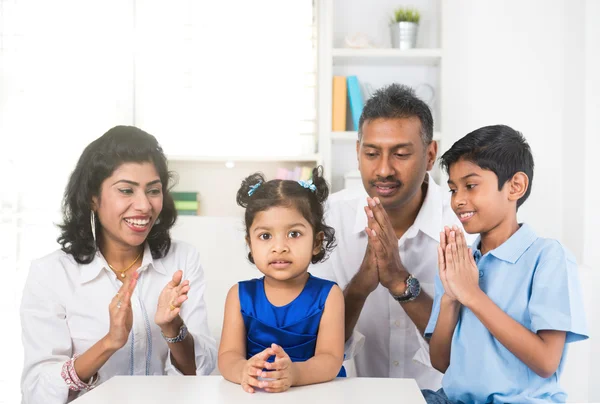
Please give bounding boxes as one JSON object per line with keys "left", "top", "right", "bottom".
{"left": 248, "top": 181, "right": 262, "bottom": 196}
{"left": 298, "top": 179, "right": 317, "bottom": 193}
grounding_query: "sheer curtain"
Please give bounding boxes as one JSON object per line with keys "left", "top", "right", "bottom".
{"left": 0, "top": 1, "right": 316, "bottom": 402}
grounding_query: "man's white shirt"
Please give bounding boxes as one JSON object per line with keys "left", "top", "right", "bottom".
{"left": 311, "top": 173, "right": 466, "bottom": 390}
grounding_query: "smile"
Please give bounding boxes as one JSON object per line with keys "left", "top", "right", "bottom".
{"left": 124, "top": 217, "right": 151, "bottom": 231}
{"left": 458, "top": 212, "right": 475, "bottom": 223}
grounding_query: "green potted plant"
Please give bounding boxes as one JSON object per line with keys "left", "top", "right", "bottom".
{"left": 390, "top": 7, "right": 420, "bottom": 49}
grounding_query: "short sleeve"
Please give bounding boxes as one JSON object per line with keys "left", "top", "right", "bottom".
{"left": 529, "top": 242, "right": 588, "bottom": 343}
{"left": 424, "top": 273, "right": 445, "bottom": 338}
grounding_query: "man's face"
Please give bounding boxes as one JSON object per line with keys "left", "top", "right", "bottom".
{"left": 356, "top": 117, "right": 437, "bottom": 210}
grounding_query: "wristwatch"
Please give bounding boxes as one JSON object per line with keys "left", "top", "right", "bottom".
{"left": 391, "top": 274, "right": 421, "bottom": 303}
{"left": 161, "top": 323, "right": 188, "bottom": 343}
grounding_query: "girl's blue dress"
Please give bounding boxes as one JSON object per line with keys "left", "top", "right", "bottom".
{"left": 238, "top": 273, "right": 346, "bottom": 377}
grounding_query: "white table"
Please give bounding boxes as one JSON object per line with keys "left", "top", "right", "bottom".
{"left": 73, "top": 375, "right": 426, "bottom": 403}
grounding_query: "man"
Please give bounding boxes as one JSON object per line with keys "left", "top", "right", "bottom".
{"left": 311, "top": 84, "right": 464, "bottom": 390}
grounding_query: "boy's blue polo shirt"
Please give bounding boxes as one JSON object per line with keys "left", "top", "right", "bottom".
{"left": 425, "top": 224, "right": 588, "bottom": 403}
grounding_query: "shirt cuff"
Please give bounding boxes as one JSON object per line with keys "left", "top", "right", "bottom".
{"left": 343, "top": 330, "right": 365, "bottom": 361}
{"left": 412, "top": 326, "right": 433, "bottom": 368}
{"left": 164, "top": 331, "right": 217, "bottom": 376}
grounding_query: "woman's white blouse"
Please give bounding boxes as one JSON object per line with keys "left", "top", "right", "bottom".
{"left": 20, "top": 241, "right": 217, "bottom": 404}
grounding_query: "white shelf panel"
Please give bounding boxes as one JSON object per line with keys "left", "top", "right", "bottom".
{"left": 331, "top": 131, "right": 442, "bottom": 142}
{"left": 332, "top": 48, "right": 442, "bottom": 66}
{"left": 167, "top": 154, "right": 320, "bottom": 163}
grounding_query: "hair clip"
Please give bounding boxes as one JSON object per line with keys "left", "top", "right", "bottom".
{"left": 298, "top": 179, "right": 317, "bottom": 193}
{"left": 248, "top": 181, "right": 262, "bottom": 196}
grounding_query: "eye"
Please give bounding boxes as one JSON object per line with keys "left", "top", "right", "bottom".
{"left": 448, "top": 188, "right": 457, "bottom": 194}
{"left": 466, "top": 184, "right": 477, "bottom": 190}
{"left": 148, "top": 188, "right": 162, "bottom": 195}
{"left": 364, "top": 151, "right": 378, "bottom": 158}
{"left": 258, "top": 233, "right": 271, "bottom": 241}
{"left": 288, "top": 230, "right": 301, "bottom": 238}
{"left": 119, "top": 188, "right": 134, "bottom": 195}
{"left": 394, "top": 153, "right": 410, "bottom": 158}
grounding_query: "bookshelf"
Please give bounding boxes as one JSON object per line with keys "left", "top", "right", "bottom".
{"left": 317, "top": 0, "right": 445, "bottom": 192}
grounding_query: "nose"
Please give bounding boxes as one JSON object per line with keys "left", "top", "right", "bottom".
{"left": 133, "top": 191, "right": 152, "bottom": 213}
{"left": 271, "top": 235, "right": 289, "bottom": 254}
{"left": 375, "top": 155, "right": 396, "bottom": 179}
{"left": 452, "top": 188, "right": 467, "bottom": 210}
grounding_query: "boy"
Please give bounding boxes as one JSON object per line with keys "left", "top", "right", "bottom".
{"left": 423, "top": 125, "right": 588, "bottom": 403}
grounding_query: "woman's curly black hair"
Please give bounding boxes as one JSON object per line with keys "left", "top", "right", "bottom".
{"left": 236, "top": 166, "right": 336, "bottom": 264}
{"left": 57, "top": 125, "right": 177, "bottom": 264}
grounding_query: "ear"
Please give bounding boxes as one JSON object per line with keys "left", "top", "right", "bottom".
{"left": 506, "top": 172, "right": 529, "bottom": 203}
{"left": 425, "top": 141, "right": 438, "bottom": 171}
{"left": 90, "top": 196, "right": 99, "bottom": 211}
{"left": 356, "top": 140, "right": 361, "bottom": 165}
{"left": 313, "top": 231, "right": 324, "bottom": 256}
{"left": 245, "top": 235, "right": 251, "bottom": 250}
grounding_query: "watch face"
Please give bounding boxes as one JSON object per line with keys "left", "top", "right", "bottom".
{"left": 407, "top": 276, "right": 421, "bottom": 296}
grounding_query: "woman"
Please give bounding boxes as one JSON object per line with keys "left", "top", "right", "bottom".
{"left": 20, "top": 126, "right": 216, "bottom": 403}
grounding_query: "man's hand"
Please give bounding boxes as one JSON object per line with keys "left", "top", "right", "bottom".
{"left": 365, "top": 197, "right": 410, "bottom": 296}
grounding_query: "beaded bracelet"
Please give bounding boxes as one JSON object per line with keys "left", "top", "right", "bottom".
{"left": 60, "top": 355, "right": 99, "bottom": 391}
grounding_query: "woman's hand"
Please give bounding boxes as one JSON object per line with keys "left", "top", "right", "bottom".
{"left": 106, "top": 272, "right": 139, "bottom": 350}
{"left": 155, "top": 270, "right": 190, "bottom": 335}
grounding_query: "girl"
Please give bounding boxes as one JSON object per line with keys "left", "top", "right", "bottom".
{"left": 218, "top": 167, "right": 345, "bottom": 393}
{"left": 20, "top": 126, "right": 216, "bottom": 404}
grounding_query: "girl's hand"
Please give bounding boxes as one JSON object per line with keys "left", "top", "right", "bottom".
{"left": 106, "top": 272, "right": 139, "bottom": 350}
{"left": 155, "top": 270, "right": 190, "bottom": 333}
{"left": 259, "top": 344, "right": 295, "bottom": 393}
{"left": 240, "top": 349, "right": 271, "bottom": 394}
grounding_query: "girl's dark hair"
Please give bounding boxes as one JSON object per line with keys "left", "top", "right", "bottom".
{"left": 236, "top": 166, "right": 335, "bottom": 264}
{"left": 57, "top": 125, "right": 177, "bottom": 264}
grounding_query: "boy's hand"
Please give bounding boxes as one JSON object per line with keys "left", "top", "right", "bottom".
{"left": 240, "top": 349, "right": 271, "bottom": 393}
{"left": 445, "top": 226, "right": 481, "bottom": 307}
{"left": 259, "top": 344, "right": 295, "bottom": 393}
{"left": 438, "top": 227, "right": 458, "bottom": 302}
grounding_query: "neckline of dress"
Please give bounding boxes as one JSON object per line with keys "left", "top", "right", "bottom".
{"left": 260, "top": 273, "right": 312, "bottom": 309}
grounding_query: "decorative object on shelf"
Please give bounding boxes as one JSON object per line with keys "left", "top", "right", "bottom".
{"left": 344, "top": 33, "right": 376, "bottom": 49}
{"left": 172, "top": 191, "right": 200, "bottom": 216}
{"left": 390, "top": 7, "right": 420, "bottom": 49}
{"left": 415, "top": 82, "right": 435, "bottom": 106}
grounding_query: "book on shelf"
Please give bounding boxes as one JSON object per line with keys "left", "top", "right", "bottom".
{"left": 347, "top": 76, "right": 364, "bottom": 131}
{"left": 172, "top": 191, "right": 200, "bottom": 216}
{"left": 275, "top": 166, "right": 313, "bottom": 181}
{"left": 332, "top": 76, "right": 347, "bottom": 131}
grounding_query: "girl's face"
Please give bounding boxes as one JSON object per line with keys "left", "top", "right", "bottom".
{"left": 247, "top": 206, "right": 322, "bottom": 284}
{"left": 92, "top": 162, "right": 163, "bottom": 251}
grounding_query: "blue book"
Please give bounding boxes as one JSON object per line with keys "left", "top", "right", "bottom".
{"left": 347, "top": 76, "right": 364, "bottom": 131}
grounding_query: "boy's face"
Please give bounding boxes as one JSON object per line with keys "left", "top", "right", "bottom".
{"left": 356, "top": 117, "right": 437, "bottom": 211}
{"left": 447, "top": 159, "right": 512, "bottom": 235}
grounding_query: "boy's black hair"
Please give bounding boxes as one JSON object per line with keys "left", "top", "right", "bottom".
{"left": 236, "top": 166, "right": 335, "bottom": 264}
{"left": 58, "top": 125, "right": 177, "bottom": 264}
{"left": 440, "top": 124, "right": 534, "bottom": 208}
{"left": 359, "top": 83, "right": 434, "bottom": 145}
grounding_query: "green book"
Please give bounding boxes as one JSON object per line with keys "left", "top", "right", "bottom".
{"left": 171, "top": 192, "right": 198, "bottom": 202}
{"left": 175, "top": 200, "right": 199, "bottom": 211}
{"left": 177, "top": 210, "right": 198, "bottom": 216}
